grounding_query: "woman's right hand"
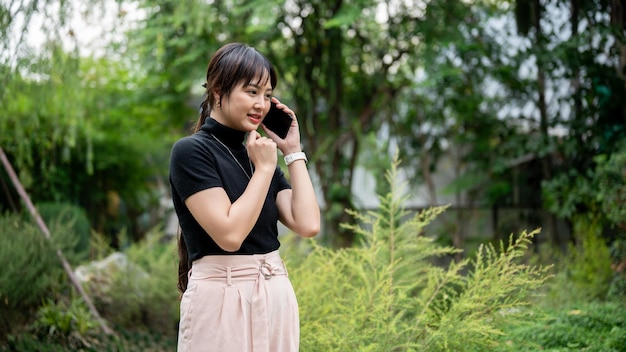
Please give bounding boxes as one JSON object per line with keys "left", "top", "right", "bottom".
{"left": 246, "top": 130, "right": 277, "bottom": 173}
{"left": 186, "top": 130, "right": 276, "bottom": 252}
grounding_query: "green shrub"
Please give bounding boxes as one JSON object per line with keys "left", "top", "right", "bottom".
{"left": 0, "top": 212, "right": 74, "bottom": 337}
{"left": 30, "top": 298, "right": 100, "bottom": 349}
{"left": 493, "top": 301, "right": 626, "bottom": 352}
{"left": 80, "top": 227, "right": 179, "bottom": 336}
{"left": 3, "top": 297, "right": 176, "bottom": 352}
{"left": 543, "top": 149, "right": 626, "bottom": 303}
{"left": 535, "top": 215, "right": 614, "bottom": 307}
{"left": 287, "top": 159, "right": 550, "bottom": 352}
{"left": 36, "top": 202, "right": 91, "bottom": 262}
{"left": 595, "top": 151, "right": 626, "bottom": 229}
{"left": 595, "top": 151, "right": 626, "bottom": 301}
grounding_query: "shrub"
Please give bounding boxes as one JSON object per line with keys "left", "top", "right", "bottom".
{"left": 287, "top": 159, "right": 551, "bottom": 351}
{"left": 494, "top": 301, "right": 626, "bottom": 352}
{"left": 30, "top": 298, "right": 100, "bottom": 349}
{"left": 536, "top": 216, "right": 613, "bottom": 307}
{"left": 79, "top": 227, "right": 179, "bottom": 336}
{"left": 3, "top": 296, "right": 176, "bottom": 351}
{"left": 36, "top": 202, "right": 91, "bottom": 262}
{"left": 595, "top": 151, "right": 626, "bottom": 301}
{"left": 0, "top": 212, "right": 74, "bottom": 338}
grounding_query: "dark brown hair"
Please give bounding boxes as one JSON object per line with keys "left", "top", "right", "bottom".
{"left": 193, "top": 42, "right": 278, "bottom": 132}
{"left": 178, "top": 43, "right": 278, "bottom": 294}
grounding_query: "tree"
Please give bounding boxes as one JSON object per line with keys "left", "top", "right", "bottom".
{"left": 126, "top": 0, "right": 430, "bottom": 246}
{"left": 1, "top": 1, "right": 172, "bottom": 242}
{"left": 538, "top": 0, "right": 626, "bottom": 244}
{"left": 117, "top": 0, "right": 625, "bottom": 252}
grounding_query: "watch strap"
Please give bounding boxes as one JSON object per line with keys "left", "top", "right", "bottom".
{"left": 284, "top": 152, "right": 307, "bottom": 166}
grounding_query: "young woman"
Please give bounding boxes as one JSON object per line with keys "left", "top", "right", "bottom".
{"left": 169, "top": 42, "right": 320, "bottom": 352}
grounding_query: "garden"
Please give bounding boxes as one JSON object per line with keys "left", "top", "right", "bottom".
{"left": 1, "top": 0, "right": 625, "bottom": 350}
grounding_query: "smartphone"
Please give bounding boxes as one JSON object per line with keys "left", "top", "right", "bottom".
{"left": 263, "top": 101, "right": 293, "bottom": 139}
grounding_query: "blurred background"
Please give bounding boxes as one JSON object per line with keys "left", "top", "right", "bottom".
{"left": 1, "top": 0, "right": 625, "bottom": 350}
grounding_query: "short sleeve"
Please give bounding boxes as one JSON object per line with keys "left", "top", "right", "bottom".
{"left": 274, "top": 165, "right": 292, "bottom": 195}
{"left": 169, "top": 136, "right": 222, "bottom": 201}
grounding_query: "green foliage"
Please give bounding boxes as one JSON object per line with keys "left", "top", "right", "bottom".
{"left": 116, "top": 228, "right": 179, "bottom": 333}
{"left": 4, "top": 227, "right": 180, "bottom": 350}
{"left": 543, "top": 148, "right": 626, "bottom": 225}
{"left": 81, "top": 227, "right": 179, "bottom": 335}
{"left": 287, "top": 158, "right": 550, "bottom": 351}
{"left": 533, "top": 215, "right": 613, "bottom": 306}
{"left": 595, "top": 151, "right": 626, "bottom": 299}
{"left": 569, "top": 220, "right": 614, "bottom": 300}
{"left": 489, "top": 301, "right": 626, "bottom": 352}
{"left": 36, "top": 202, "right": 91, "bottom": 262}
{"left": 0, "top": 212, "right": 72, "bottom": 337}
{"left": 5, "top": 303, "right": 176, "bottom": 352}
{"left": 542, "top": 169, "right": 592, "bottom": 220}
{"left": 543, "top": 148, "right": 626, "bottom": 301}
{"left": 31, "top": 298, "right": 100, "bottom": 348}
{"left": 595, "top": 150, "right": 626, "bottom": 227}
{"left": 1, "top": 49, "right": 170, "bottom": 240}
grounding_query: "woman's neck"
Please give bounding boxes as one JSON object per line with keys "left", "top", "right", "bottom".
{"left": 200, "top": 117, "right": 246, "bottom": 150}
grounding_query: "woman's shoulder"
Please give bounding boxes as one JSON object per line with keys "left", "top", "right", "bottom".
{"left": 172, "top": 133, "right": 209, "bottom": 150}
{"left": 171, "top": 133, "right": 216, "bottom": 159}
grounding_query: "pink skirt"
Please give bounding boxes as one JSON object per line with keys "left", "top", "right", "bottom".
{"left": 177, "top": 250, "right": 299, "bottom": 352}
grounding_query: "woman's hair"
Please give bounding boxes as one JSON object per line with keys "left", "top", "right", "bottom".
{"left": 193, "top": 42, "right": 278, "bottom": 133}
{"left": 177, "top": 229, "right": 189, "bottom": 295}
{"left": 178, "top": 43, "right": 278, "bottom": 294}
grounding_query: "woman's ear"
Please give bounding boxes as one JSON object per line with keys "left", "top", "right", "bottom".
{"left": 212, "top": 90, "right": 221, "bottom": 107}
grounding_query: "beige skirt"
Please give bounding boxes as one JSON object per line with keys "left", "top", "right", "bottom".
{"left": 177, "top": 250, "right": 299, "bottom": 352}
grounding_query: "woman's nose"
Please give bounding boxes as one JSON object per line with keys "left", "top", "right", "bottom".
{"left": 255, "top": 97, "right": 268, "bottom": 110}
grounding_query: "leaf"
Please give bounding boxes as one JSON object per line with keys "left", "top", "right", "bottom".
{"left": 324, "top": 4, "right": 362, "bottom": 29}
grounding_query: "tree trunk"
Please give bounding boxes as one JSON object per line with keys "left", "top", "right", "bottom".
{"left": 420, "top": 134, "right": 438, "bottom": 206}
{"left": 571, "top": 0, "right": 582, "bottom": 120}
{"left": 612, "top": 0, "right": 626, "bottom": 81}
{"left": 532, "top": 0, "right": 558, "bottom": 245}
{"left": 453, "top": 145, "right": 465, "bottom": 262}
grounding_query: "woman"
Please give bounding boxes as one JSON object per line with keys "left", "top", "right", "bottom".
{"left": 169, "top": 42, "right": 320, "bottom": 352}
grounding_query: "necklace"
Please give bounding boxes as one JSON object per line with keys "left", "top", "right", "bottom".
{"left": 210, "top": 133, "right": 253, "bottom": 180}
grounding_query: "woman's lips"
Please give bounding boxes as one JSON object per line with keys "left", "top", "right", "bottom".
{"left": 248, "top": 114, "right": 261, "bottom": 124}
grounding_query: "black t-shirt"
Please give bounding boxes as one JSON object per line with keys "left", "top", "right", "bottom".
{"left": 169, "top": 118, "right": 291, "bottom": 261}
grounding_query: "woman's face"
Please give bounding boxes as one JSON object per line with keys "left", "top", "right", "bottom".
{"left": 213, "top": 76, "right": 273, "bottom": 132}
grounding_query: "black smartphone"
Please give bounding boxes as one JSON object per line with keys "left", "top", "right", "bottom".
{"left": 263, "top": 101, "right": 293, "bottom": 139}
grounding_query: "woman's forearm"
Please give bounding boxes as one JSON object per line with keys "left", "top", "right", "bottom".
{"left": 286, "top": 160, "right": 320, "bottom": 237}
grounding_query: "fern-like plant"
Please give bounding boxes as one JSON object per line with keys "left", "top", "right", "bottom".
{"left": 288, "top": 157, "right": 550, "bottom": 352}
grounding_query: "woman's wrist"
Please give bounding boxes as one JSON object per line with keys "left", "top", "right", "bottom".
{"left": 284, "top": 152, "right": 308, "bottom": 166}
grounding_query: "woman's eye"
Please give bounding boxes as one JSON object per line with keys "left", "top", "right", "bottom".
{"left": 248, "top": 90, "right": 257, "bottom": 95}
{"left": 265, "top": 94, "right": 272, "bottom": 100}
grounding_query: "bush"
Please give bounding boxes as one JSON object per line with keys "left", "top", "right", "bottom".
{"left": 0, "top": 212, "right": 74, "bottom": 338}
{"left": 595, "top": 151, "right": 626, "bottom": 301}
{"left": 30, "top": 298, "right": 99, "bottom": 349}
{"left": 79, "top": 227, "right": 179, "bottom": 336}
{"left": 36, "top": 202, "right": 91, "bottom": 262}
{"left": 493, "top": 301, "right": 626, "bottom": 351}
{"left": 286, "top": 159, "right": 551, "bottom": 351}
{"left": 3, "top": 295, "right": 176, "bottom": 352}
